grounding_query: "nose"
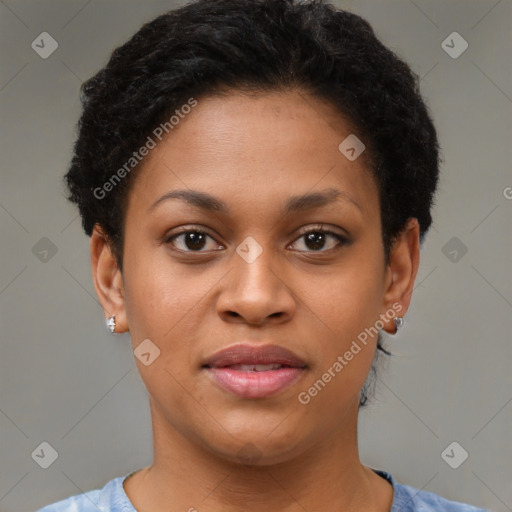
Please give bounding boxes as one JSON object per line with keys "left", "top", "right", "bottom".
{"left": 216, "top": 241, "right": 296, "bottom": 327}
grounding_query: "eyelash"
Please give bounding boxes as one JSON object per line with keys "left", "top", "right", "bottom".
{"left": 164, "top": 225, "right": 349, "bottom": 254}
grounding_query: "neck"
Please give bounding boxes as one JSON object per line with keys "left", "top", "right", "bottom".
{"left": 124, "top": 398, "right": 392, "bottom": 512}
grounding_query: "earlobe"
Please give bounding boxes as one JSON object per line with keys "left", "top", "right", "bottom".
{"left": 381, "top": 218, "right": 420, "bottom": 334}
{"left": 90, "top": 224, "right": 128, "bottom": 333}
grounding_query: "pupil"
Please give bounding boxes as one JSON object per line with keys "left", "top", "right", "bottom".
{"left": 306, "top": 232, "right": 325, "bottom": 250}
{"left": 186, "top": 232, "right": 206, "bottom": 250}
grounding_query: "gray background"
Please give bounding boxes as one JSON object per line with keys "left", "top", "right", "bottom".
{"left": 1, "top": 0, "right": 511, "bottom": 510}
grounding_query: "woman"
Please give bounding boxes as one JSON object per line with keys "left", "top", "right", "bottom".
{"left": 38, "top": 0, "right": 490, "bottom": 510}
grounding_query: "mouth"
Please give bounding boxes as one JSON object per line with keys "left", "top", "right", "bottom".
{"left": 202, "top": 343, "right": 307, "bottom": 399}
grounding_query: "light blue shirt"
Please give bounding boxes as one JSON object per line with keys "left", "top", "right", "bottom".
{"left": 36, "top": 469, "right": 492, "bottom": 511}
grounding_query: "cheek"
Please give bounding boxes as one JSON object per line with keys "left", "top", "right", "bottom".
{"left": 296, "top": 290, "right": 379, "bottom": 416}
{"left": 121, "top": 246, "right": 220, "bottom": 391}
{"left": 122, "top": 245, "right": 205, "bottom": 338}
{"left": 121, "top": 252, "right": 204, "bottom": 419}
{"left": 305, "top": 258, "right": 384, "bottom": 339}
{"left": 295, "top": 250, "right": 385, "bottom": 395}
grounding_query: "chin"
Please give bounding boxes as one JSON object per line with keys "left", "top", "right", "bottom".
{"left": 198, "top": 421, "right": 311, "bottom": 467}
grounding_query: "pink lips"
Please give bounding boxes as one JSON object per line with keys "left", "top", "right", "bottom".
{"left": 203, "top": 344, "right": 307, "bottom": 399}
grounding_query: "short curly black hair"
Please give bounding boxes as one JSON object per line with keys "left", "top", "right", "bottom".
{"left": 66, "top": 0, "right": 439, "bottom": 263}
{"left": 65, "top": 0, "right": 439, "bottom": 404}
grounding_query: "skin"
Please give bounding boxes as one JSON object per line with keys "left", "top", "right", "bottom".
{"left": 91, "top": 89, "right": 420, "bottom": 512}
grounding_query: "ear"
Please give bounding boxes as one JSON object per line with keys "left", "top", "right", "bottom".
{"left": 380, "top": 218, "right": 420, "bottom": 334}
{"left": 90, "top": 224, "right": 128, "bottom": 333}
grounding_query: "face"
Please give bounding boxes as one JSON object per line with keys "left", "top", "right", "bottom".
{"left": 92, "top": 89, "right": 417, "bottom": 466}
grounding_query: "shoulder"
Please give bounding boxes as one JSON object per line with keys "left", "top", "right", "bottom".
{"left": 374, "top": 470, "right": 491, "bottom": 512}
{"left": 36, "top": 475, "right": 135, "bottom": 512}
{"left": 393, "top": 481, "right": 491, "bottom": 511}
{"left": 36, "top": 489, "right": 102, "bottom": 512}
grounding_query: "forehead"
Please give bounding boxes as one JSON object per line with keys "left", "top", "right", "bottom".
{"left": 126, "top": 90, "right": 379, "bottom": 220}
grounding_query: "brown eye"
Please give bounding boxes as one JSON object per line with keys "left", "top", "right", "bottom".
{"left": 290, "top": 229, "right": 348, "bottom": 252}
{"left": 166, "top": 231, "right": 221, "bottom": 252}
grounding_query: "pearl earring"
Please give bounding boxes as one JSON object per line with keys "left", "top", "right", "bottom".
{"left": 107, "top": 316, "right": 116, "bottom": 333}
{"left": 393, "top": 317, "right": 404, "bottom": 332}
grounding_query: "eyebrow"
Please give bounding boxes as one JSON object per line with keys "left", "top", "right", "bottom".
{"left": 147, "top": 187, "right": 361, "bottom": 214}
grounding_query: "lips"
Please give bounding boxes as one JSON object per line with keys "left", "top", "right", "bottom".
{"left": 203, "top": 344, "right": 307, "bottom": 399}
{"left": 204, "top": 344, "right": 307, "bottom": 369}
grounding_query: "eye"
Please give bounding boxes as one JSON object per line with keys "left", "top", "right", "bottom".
{"left": 289, "top": 228, "right": 348, "bottom": 252}
{"left": 165, "top": 229, "right": 222, "bottom": 252}
{"left": 165, "top": 226, "right": 348, "bottom": 253}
